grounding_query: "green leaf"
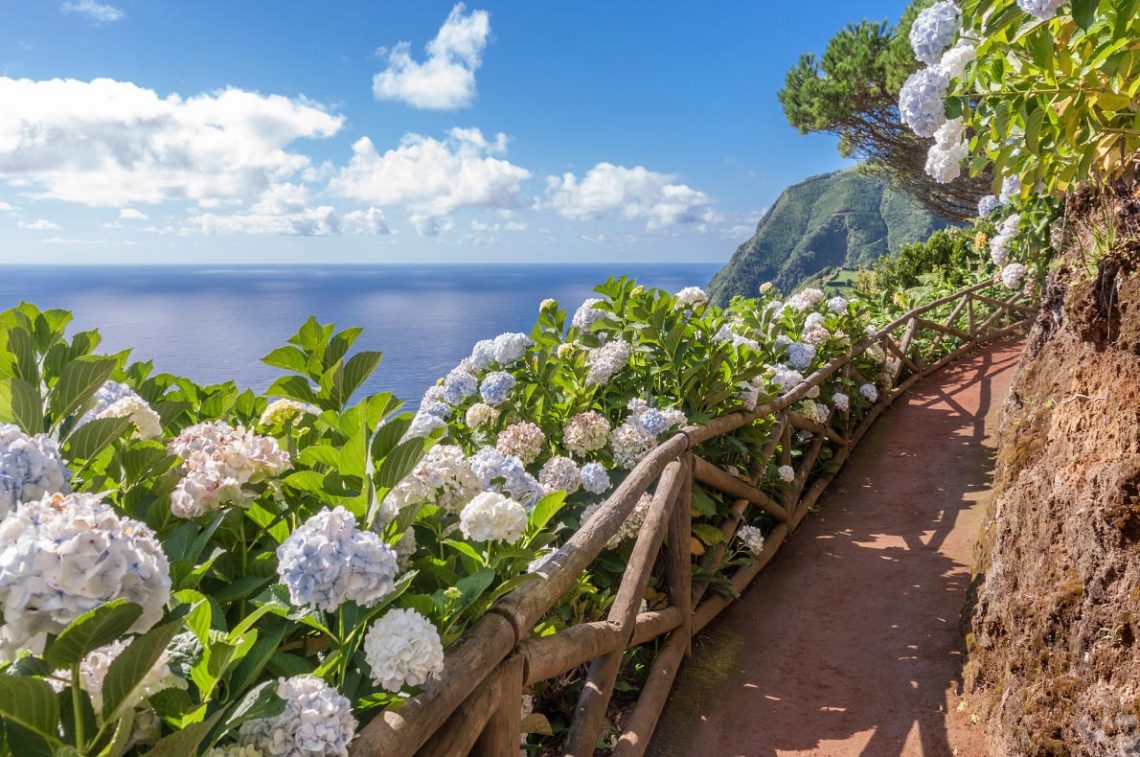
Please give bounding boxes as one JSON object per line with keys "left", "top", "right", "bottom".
{"left": 140, "top": 711, "right": 222, "bottom": 757}
{"left": 0, "top": 377, "right": 44, "bottom": 434}
{"left": 456, "top": 568, "right": 496, "bottom": 611}
{"left": 6, "top": 327, "right": 39, "bottom": 384}
{"left": 49, "top": 356, "right": 117, "bottom": 423}
{"left": 1072, "top": 0, "right": 1098, "bottom": 29}
{"left": 375, "top": 438, "right": 426, "bottom": 488}
{"left": 261, "top": 345, "right": 309, "bottom": 375}
{"left": 330, "top": 351, "right": 382, "bottom": 408}
{"left": 63, "top": 416, "right": 132, "bottom": 461}
{"left": 0, "top": 677, "right": 60, "bottom": 741}
{"left": 692, "top": 523, "right": 727, "bottom": 546}
{"left": 443, "top": 539, "right": 485, "bottom": 566}
{"left": 218, "top": 680, "right": 285, "bottom": 736}
{"left": 44, "top": 600, "right": 142, "bottom": 668}
{"left": 266, "top": 375, "right": 318, "bottom": 406}
{"left": 101, "top": 622, "right": 181, "bottom": 723}
{"left": 528, "top": 491, "right": 567, "bottom": 532}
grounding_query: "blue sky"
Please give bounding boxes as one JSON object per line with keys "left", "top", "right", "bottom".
{"left": 0, "top": 0, "right": 907, "bottom": 265}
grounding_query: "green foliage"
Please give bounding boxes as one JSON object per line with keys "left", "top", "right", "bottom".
{"left": 953, "top": 0, "right": 1140, "bottom": 195}
{"left": 707, "top": 169, "right": 952, "bottom": 305}
{"left": 854, "top": 225, "right": 993, "bottom": 305}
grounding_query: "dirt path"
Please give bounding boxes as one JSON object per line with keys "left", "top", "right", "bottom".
{"left": 649, "top": 340, "right": 1024, "bottom": 757}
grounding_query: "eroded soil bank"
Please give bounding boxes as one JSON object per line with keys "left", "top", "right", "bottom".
{"left": 967, "top": 181, "right": 1140, "bottom": 756}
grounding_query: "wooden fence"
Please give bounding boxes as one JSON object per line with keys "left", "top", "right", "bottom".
{"left": 352, "top": 278, "right": 1036, "bottom": 757}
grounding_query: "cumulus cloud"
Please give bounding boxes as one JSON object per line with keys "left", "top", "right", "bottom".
{"left": 343, "top": 207, "right": 391, "bottom": 235}
{"left": 61, "top": 0, "right": 123, "bottom": 24}
{"left": 19, "top": 219, "right": 60, "bottom": 230}
{"left": 544, "top": 163, "right": 716, "bottom": 230}
{"left": 0, "top": 77, "right": 343, "bottom": 207}
{"left": 330, "top": 127, "right": 529, "bottom": 235}
{"left": 119, "top": 208, "right": 147, "bottom": 220}
{"left": 0, "top": 201, "right": 13, "bottom": 212}
{"left": 189, "top": 206, "right": 342, "bottom": 236}
{"left": 372, "top": 3, "right": 490, "bottom": 110}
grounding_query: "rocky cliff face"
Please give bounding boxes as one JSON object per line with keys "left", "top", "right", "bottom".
{"left": 968, "top": 180, "right": 1140, "bottom": 755}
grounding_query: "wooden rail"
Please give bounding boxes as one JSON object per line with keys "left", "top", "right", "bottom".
{"left": 351, "top": 278, "right": 1034, "bottom": 756}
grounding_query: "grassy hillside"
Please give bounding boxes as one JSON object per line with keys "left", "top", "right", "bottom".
{"left": 708, "top": 169, "right": 952, "bottom": 304}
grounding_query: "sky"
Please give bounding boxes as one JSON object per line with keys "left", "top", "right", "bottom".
{"left": 0, "top": 0, "right": 908, "bottom": 265}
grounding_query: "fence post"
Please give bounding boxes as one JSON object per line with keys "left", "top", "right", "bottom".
{"left": 664, "top": 451, "right": 693, "bottom": 654}
{"left": 472, "top": 653, "right": 524, "bottom": 757}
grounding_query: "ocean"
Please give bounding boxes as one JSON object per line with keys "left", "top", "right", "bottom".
{"left": 0, "top": 264, "right": 719, "bottom": 405}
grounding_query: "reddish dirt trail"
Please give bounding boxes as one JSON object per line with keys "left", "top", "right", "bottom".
{"left": 649, "top": 340, "right": 1024, "bottom": 757}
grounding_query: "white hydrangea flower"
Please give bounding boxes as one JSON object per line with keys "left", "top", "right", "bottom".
{"left": 80, "top": 640, "right": 185, "bottom": 714}
{"left": 736, "top": 524, "right": 765, "bottom": 555}
{"left": 989, "top": 213, "right": 1021, "bottom": 266}
{"left": 363, "top": 608, "right": 444, "bottom": 693}
{"left": 937, "top": 41, "right": 976, "bottom": 80}
{"left": 276, "top": 507, "right": 398, "bottom": 612}
{"left": 832, "top": 392, "right": 850, "bottom": 413}
{"left": 409, "top": 445, "right": 482, "bottom": 513}
{"left": 168, "top": 421, "right": 291, "bottom": 518}
{"left": 539, "top": 298, "right": 557, "bottom": 312}
{"left": 258, "top": 399, "right": 318, "bottom": 429}
{"left": 459, "top": 491, "right": 528, "bottom": 542}
{"left": 556, "top": 342, "right": 576, "bottom": 360}
{"left": 899, "top": 67, "right": 949, "bottom": 138}
{"left": 496, "top": 422, "right": 545, "bottom": 465}
{"left": 1001, "top": 263, "right": 1027, "bottom": 290}
{"left": 714, "top": 324, "right": 761, "bottom": 351}
{"left": 0, "top": 492, "right": 170, "bottom": 660}
{"left": 392, "top": 528, "right": 417, "bottom": 569}
{"left": 571, "top": 298, "right": 608, "bottom": 330}
{"left": 580, "top": 462, "right": 611, "bottom": 495}
{"left": 826, "top": 295, "right": 849, "bottom": 314}
{"left": 538, "top": 455, "right": 581, "bottom": 495}
{"left": 1017, "top": 0, "right": 1065, "bottom": 20}
{"left": 909, "top": 0, "right": 960, "bottom": 65}
{"left": 469, "top": 447, "right": 544, "bottom": 507}
{"left": 492, "top": 332, "right": 532, "bottom": 365}
{"left": 585, "top": 338, "right": 632, "bottom": 386}
{"left": 803, "top": 325, "right": 831, "bottom": 346}
{"left": 402, "top": 410, "right": 446, "bottom": 441}
{"left": 925, "top": 137, "right": 969, "bottom": 183}
{"left": 860, "top": 383, "right": 880, "bottom": 403}
{"left": 563, "top": 411, "right": 611, "bottom": 457}
{"left": 0, "top": 423, "right": 70, "bottom": 519}
{"left": 610, "top": 421, "right": 658, "bottom": 469}
{"left": 759, "top": 281, "right": 774, "bottom": 294}
{"left": 79, "top": 381, "right": 164, "bottom": 440}
{"left": 777, "top": 465, "right": 795, "bottom": 484}
{"left": 674, "top": 286, "right": 708, "bottom": 309}
{"left": 771, "top": 365, "right": 805, "bottom": 393}
{"left": 978, "top": 194, "right": 1000, "bottom": 217}
{"left": 999, "top": 175, "right": 1022, "bottom": 205}
{"left": 239, "top": 675, "right": 356, "bottom": 757}
{"left": 471, "top": 339, "right": 497, "bottom": 370}
{"left": 785, "top": 288, "right": 825, "bottom": 311}
{"left": 465, "top": 402, "right": 500, "bottom": 429}
{"left": 737, "top": 383, "right": 760, "bottom": 411}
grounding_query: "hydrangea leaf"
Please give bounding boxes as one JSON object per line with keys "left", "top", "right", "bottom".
{"left": 43, "top": 599, "right": 142, "bottom": 669}
{"left": 101, "top": 621, "right": 182, "bottom": 725}
{"left": 0, "top": 677, "right": 61, "bottom": 744}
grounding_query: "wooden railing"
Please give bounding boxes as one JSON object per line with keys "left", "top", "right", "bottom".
{"left": 352, "top": 278, "right": 1035, "bottom": 757}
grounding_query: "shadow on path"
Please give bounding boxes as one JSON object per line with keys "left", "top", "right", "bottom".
{"left": 649, "top": 341, "right": 1023, "bottom": 757}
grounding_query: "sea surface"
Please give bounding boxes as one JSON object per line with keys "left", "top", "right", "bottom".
{"left": 0, "top": 264, "right": 718, "bottom": 405}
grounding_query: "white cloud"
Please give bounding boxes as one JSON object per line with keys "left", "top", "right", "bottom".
{"left": 343, "top": 207, "right": 391, "bottom": 235}
{"left": 19, "top": 219, "right": 60, "bottom": 230}
{"left": 372, "top": 3, "right": 490, "bottom": 110}
{"left": 330, "top": 127, "right": 529, "bottom": 235}
{"left": 189, "top": 206, "right": 342, "bottom": 236}
{"left": 544, "top": 163, "right": 716, "bottom": 230}
{"left": 119, "top": 208, "right": 148, "bottom": 220}
{"left": 61, "top": 0, "right": 123, "bottom": 24}
{"left": 0, "top": 77, "right": 343, "bottom": 207}
{"left": 0, "top": 201, "right": 13, "bottom": 212}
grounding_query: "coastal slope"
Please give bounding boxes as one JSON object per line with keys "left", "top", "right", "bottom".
{"left": 708, "top": 169, "right": 950, "bottom": 304}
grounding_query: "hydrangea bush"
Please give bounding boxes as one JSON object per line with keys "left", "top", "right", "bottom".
{"left": 0, "top": 280, "right": 992, "bottom": 753}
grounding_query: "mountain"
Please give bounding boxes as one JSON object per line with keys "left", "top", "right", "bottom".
{"left": 708, "top": 169, "right": 953, "bottom": 304}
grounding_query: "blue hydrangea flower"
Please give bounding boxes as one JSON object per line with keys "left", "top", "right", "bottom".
{"left": 276, "top": 507, "right": 398, "bottom": 612}
{"left": 442, "top": 369, "right": 477, "bottom": 405}
{"left": 580, "top": 462, "right": 611, "bottom": 495}
{"left": 479, "top": 371, "right": 516, "bottom": 406}
{"left": 636, "top": 409, "right": 668, "bottom": 436}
